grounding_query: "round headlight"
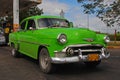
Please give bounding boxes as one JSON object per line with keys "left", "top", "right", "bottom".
{"left": 57, "top": 34, "right": 67, "bottom": 44}
{"left": 104, "top": 36, "right": 110, "bottom": 43}
{"left": 66, "top": 48, "right": 74, "bottom": 56}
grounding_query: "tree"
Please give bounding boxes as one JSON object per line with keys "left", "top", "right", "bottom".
{"left": 0, "top": 15, "right": 13, "bottom": 27}
{"left": 28, "top": 6, "right": 43, "bottom": 17}
{"left": 0, "top": 6, "right": 43, "bottom": 27}
{"left": 77, "top": 0, "right": 120, "bottom": 27}
{"left": 20, "top": 6, "right": 43, "bottom": 21}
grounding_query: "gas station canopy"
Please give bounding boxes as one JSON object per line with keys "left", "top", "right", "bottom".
{"left": 0, "top": 0, "right": 42, "bottom": 17}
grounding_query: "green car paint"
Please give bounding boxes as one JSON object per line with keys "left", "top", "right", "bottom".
{"left": 9, "top": 15, "right": 110, "bottom": 64}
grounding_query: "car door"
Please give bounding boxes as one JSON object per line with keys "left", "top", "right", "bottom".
{"left": 18, "top": 20, "right": 27, "bottom": 53}
{"left": 19, "top": 19, "right": 39, "bottom": 58}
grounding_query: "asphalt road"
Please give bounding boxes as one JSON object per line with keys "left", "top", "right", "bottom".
{"left": 0, "top": 46, "right": 120, "bottom": 80}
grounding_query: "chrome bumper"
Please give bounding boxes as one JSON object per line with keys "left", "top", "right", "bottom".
{"left": 51, "top": 47, "right": 110, "bottom": 64}
{"left": 51, "top": 53, "right": 110, "bottom": 63}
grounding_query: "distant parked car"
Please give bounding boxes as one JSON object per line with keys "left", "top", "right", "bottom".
{"left": 0, "top": 27, "right": 6, "bottom": 45}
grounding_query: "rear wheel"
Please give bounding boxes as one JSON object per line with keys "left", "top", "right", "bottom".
{"left": 39, "top": 48, "right": 55, "bottom": 74}
{"left": 11, "top": 44, "right": 20, "bottom": 58}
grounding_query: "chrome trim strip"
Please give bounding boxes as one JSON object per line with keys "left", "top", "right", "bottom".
{"left": 20, "top": 40, "right": 49, "bottom": 46}
{"left": 74, "top": 49, "right": 101, "bottom": 52}
{"left": 10, "top": 39, "right": 49, "bottom": 46}
{"left": 19, "top": 40, "right": 40, "bottom": 45}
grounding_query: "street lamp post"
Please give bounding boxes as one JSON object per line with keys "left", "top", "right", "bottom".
{"left": 13, "top": 0, "right": 19, "bottom": 32}
{"left": 87, "top": 14, "right": 89, "bottom": 29}
{"left": 13, "top": 0, "right": 42, "bottom": 32}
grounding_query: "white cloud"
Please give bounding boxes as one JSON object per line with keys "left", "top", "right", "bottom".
{"left": 103, "top": 0, "right": 115, "bottom": 5}
{"left": 71, "top": 12, "right": 113, "bottom": 33}
{"left": 38, "top": 0, "right": 69, "bottom": 15}
{"left": 37, "top": 0, "right": 118, "bottom": 34}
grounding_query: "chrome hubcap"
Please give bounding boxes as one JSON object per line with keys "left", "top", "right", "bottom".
{"left": 40, "top": 53, "right": 49, "bottom": 69}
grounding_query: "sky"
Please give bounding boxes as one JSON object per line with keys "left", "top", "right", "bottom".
{"left": 38, "top": 0, "right": 120, "bottom": 34}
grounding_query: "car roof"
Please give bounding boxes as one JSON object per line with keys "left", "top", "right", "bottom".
{"left": 21, "top": 15, "right": 67, "bottom": 23}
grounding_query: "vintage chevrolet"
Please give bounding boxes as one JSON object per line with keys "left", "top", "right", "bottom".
{"left": 9, "top": 15, "right": 110, "bottom": 73}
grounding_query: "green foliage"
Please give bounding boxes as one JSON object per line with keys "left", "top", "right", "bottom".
{"left": 20, "top": 6, "right": 43, "bottom": 21}
{"left": 27, "top": 6, "right": 43, "bottom": 16}
{"left": 0, "top": 16, "right": 13, "bottom": 26}
{"left": 77, "top": 0, "right": 120, "bottom": 27}
{"left": 108, "top": 34, "right": 120, "bottom": 41}
{"left": 0, "top": 6, "right": 43, "bottom": 27}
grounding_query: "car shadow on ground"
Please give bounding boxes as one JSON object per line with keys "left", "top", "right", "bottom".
{"left": 19, "top": 54, "right": 107, "bottom": 75}
{"left": 55, "top": 63, "right": 105, "bottom": 74}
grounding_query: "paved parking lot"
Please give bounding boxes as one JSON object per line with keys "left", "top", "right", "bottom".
{"left": 0, "top": 46, "right": 120, "bottom": 80}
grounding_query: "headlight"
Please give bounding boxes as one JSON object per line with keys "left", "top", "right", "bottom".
{"left": 104, "top": 36, "right": 110, "bottom": 43}
{"left": 66, "top": 48, "right": 74, "bottom": 56}
{"left": 57, "top": 34, "right": 67, "bottom": 44}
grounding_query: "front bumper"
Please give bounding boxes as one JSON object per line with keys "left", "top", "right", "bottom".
{"left": 51, "top": 44, "right": 110, "bottom": 64}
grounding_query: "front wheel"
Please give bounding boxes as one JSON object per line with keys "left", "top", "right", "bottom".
{"left": 39, "top": 48, "right": 55, "bottom": 74}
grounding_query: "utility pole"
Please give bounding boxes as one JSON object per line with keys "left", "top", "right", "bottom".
{"left": 13, "top": 0, "right": 42, "bottom": 32}
{"left": 114, "top": 29, "right": 117, "bottom": 43}
{"left": 13, "top": 0, "right": 19, "bottom": 32}
{"left": 87, "top": 14, "right": 89, "bottom": 29}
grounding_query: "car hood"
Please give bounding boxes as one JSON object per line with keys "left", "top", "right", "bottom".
{"left": 35, "top": 28, "right": 97, "bottom": 41}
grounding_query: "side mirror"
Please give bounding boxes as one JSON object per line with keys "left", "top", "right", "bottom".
{"left": 69, "top": 22, "right": 73, "bottom": 27}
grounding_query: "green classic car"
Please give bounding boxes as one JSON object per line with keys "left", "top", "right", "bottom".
{"left": 9, "top": 15, "right": 110, "bottom": 73}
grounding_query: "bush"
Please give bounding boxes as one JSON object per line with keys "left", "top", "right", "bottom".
{"left": 107, "top": 41, "right": 120, "bottom": 46}
{"left": 108, "top": 34, "right": 120, "bottom": 41}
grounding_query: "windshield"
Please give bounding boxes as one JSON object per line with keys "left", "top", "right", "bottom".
{"left": 38, "top": 18, "right": 69, "bottom": 28}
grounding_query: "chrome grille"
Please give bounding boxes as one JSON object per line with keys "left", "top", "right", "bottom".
{"left": 66, "top": 45, "right": 103, "bottom": 56}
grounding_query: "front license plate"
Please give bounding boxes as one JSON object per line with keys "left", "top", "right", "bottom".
{"left": 88, "top": 54, "right": 99, "bottom": 61}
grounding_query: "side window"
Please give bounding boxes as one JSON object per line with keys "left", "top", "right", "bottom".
{"left": 27, "top": 20, "right": 36, "bottom": 30}
{"left": 21, "top": 21, "right": 26, "bottom": 30}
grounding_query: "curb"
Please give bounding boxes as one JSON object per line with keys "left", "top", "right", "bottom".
{"left": 107, "top": 46, "right": 120, "bottom": 49}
